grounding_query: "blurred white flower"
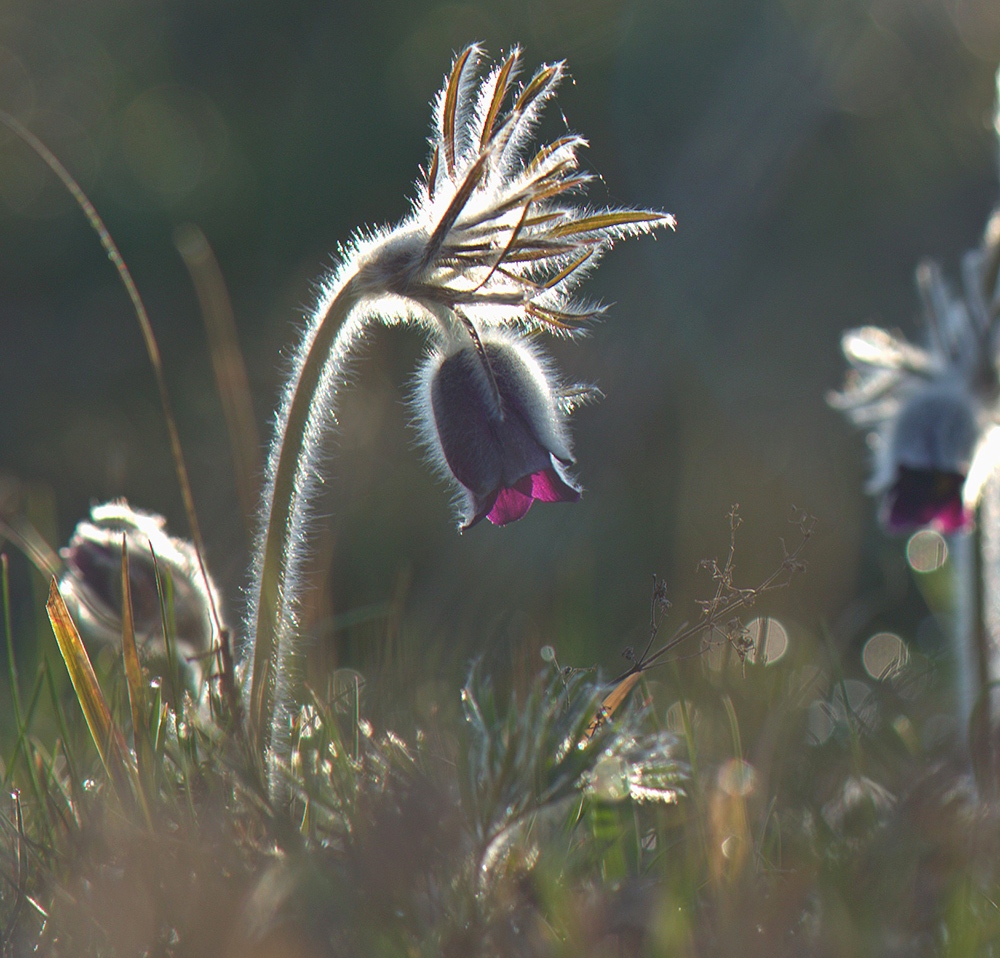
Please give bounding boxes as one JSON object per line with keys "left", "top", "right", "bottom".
{"left": 830, "top": 218, "right": 1000, "bottom": 533}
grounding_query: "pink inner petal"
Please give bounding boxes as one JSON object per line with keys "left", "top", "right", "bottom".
{"left": 487, "top": 481, "right": 535, "bottom": 525}
{"left": 531, "top": 467, "right": 581, "bottom": 504}
{"left": 927, "top": 496, "right": 972, "bottom": 532}
{"left": 486, "top": 470, "right": 581, "bottom": 526}
{"left": 885, "top": 467, "right": 971, "bottom": 534}
{"left": 929, "top": 497, "right": 970, "bottom": 534}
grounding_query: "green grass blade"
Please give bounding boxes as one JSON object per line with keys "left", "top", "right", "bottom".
{"left": 4, "top": 666, "right": 49, "bottom": 844}
{"left": 149, "top": 546, "right": 182, "bottom": 718}
{"left": 2, "top": 555, "right": 23, "bottom": 727}
{"left": 43, "top": 656, "right": 81, "bottom": 805}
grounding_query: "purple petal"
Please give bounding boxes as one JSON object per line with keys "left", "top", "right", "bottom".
{"left": 431, "top": 349, "right": 504, "bottom": 498}
{"left": 487, "top": 479, "right": 535, "bottom": 525}
{"left": 531, "top": 466, "right": 581, "bottom": 504}
{"left": 486, "top": 468, "right": 582, "bottom": 526}
{"left": 429, "top": 341, "right": 584, "bottom": 530}
{"left": 884, "top": 466, "right": 970, "bottom": 533}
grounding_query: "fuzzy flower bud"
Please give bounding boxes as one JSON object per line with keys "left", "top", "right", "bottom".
{"left": 417, "top": 333, "right": 583, "bottom": 529}
{"left": 59, "top": 500, "right": 223, "bottom": 660}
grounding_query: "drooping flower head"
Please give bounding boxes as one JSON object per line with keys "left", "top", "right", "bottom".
{"left": 341, "top": 45, "right": 672, "bottom": 529}
{"left": 415, "top": 330, "right": 589, "bottom": 529}
{"left": 830, "top": 217, "right": 1000, "bottom": 534}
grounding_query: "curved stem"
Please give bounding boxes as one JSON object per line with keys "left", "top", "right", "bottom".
{"left": 246, "top": 271, "right": 365, "bottom": 774}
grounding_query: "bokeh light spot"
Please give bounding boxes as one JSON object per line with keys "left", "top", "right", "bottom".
{"left": 121, "top": 85, "right": 228, "bottom": 199}
{"left": 588, "top": 755, "right": 629, "bottom": 802}
{"left": 948, "top": 0, "right": 1000, "bottom": 61}
{"left": 906, "top": 529, "right": 948, "bottom": 572}
{"left": 863, "top": 632, "right": 908, "bottom": 681}
{"left": 745, "top": 616, "right": 789, "bottom": 665}
{"left": 717, "top": 758, "right": 758, "bottom": 797}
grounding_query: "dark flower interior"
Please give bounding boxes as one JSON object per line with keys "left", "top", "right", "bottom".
{"left": 883, "top": 465, "right": 969, "bottom": 533}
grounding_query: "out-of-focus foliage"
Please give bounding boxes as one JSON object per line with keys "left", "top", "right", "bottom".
{"left": 5, "top": 555, "right": 1000, "bottom": 955}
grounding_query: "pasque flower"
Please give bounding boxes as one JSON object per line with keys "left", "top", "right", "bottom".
{"left": 245, "top": 45, "right": 672, "bottom": 786}
{"left": 831, "top": 222, "right": 1000, "bottom": 534}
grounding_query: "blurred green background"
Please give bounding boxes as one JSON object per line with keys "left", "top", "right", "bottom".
{"left": 1, "top": 0, "right": 998, "bottom": 713}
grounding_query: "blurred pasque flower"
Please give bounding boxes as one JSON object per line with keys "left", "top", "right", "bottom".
{"left": 878, "top": 387, "right": 977, "bottom": 532}
{"left": 60, "top": 500, "right": 224, "bottom": 660}
{"left": 415, "top": 331, "right": 591, "bottom": 529}
{"left": 831, "top": 222, "right": 1000, "bottom": 533}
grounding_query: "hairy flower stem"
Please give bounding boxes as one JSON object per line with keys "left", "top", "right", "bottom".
{"left": 977, "top": 471, "right": 1000, "bottom": 792}
{"left": 951, "top": 530, "right": 987, "bottom": 768}
{"left": 247, "top": 271, "right": 364, "bottom": 777}
{"left": 951, "top": 474, "right": 1000, "bottom": 795}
